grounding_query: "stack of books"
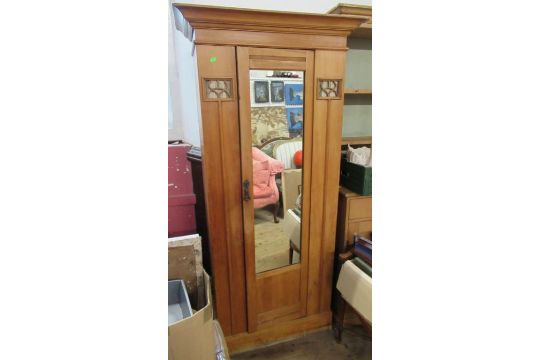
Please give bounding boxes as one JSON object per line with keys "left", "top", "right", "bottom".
{"left": 352, "top": 234, "right": 372, "bottom": 276}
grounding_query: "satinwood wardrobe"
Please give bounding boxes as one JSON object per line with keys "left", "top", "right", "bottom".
{"left": 174, "top": 4, "right": 363, "bottom": 352}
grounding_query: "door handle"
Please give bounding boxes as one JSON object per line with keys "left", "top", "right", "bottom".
{"left": 243, "top": 179, "right": 251, "bottom": 201}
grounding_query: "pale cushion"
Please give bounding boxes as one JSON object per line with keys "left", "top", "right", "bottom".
{"left": 337, "top": 260, "right": 372, "bottom": 324}
{"left": 273, "top": 140, "right": 303, "bottom": 169}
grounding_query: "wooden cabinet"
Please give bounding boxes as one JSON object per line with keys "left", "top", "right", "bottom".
{"left": 332, "top": 186, "right": 372, "bottom": 340}
{"left": 174, "top": 4, "right": 364, "bottom": 353}
{"left": 336, "top": 187, "right": 372, "bottom": 255}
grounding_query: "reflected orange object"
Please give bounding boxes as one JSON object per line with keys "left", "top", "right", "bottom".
{"left": 293, "top": 150, "right": 303, "bottom": 168}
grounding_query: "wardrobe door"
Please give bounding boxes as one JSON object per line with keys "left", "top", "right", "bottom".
{"left": 237, "top": 47, "right": 314, "bottom": 332}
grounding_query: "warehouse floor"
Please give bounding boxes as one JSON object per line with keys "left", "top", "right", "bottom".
{"left": 232, "top": 313, "right": 371, "bottom": 360}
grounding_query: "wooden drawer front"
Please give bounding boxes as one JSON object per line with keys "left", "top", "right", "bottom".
{"left": 346, "top": 220, "right": 372, "bottom": 245}
{"left": 348, "top": 197, "right": 372, "bottom": 220}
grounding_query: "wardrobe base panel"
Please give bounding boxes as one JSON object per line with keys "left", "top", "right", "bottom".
{"left": 226, "top": 311, "right": 332, "bottom": 354}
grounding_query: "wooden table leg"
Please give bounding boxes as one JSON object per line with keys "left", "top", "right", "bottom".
{"left": 273, "top": 201, "right": 279, "bottom": 223}
{"left": 333, "top": 293, "right": 347, "bottom": 343}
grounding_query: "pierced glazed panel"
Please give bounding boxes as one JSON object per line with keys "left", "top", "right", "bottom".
{"left": 318, "top": 79, "right": 340, "bottom": 98}
{"left": 205, "top": 79, "right": 232, "bottom": 99}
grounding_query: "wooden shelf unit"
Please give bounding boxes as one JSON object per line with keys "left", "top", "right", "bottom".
{"left": 344, "top": 88, "right": 371, "bottom": 95}
{"left": 331, "top": 5, "right": 372, "bottom": 339}
{"left": 327, "top": 4, "right": 372, "bottom": 39}
{"left": 331, "top": 4, "right": 372, "bottom": 143}
{"left": 341, "top": 136, "right": 372, "bottom": 145}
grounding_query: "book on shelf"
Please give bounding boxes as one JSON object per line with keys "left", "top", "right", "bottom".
{"left": 356, "top": 238, "right": 371, "bottom": 250}
{"left": 359, "top": 236, "right": 372, "bottom": 246}
{"left": 352, "top": 233, "right": 372, "bottom": 265}
{"left": 351, "top": 257, "right": 372, "bottom": 277}
{"left": 353, "top": 244, "right": 372, "bottom": 264}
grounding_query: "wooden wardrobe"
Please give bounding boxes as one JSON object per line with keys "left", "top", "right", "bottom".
{"left": 174, "top": 4, "right": 364, "bottom": 352}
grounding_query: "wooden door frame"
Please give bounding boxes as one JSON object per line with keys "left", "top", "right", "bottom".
{"left": 237, "top": 47, "right": 314, "bottom": 332}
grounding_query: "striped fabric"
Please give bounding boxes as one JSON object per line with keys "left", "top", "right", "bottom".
{"left": 273, "top": 140, "right": 303, "bottom": 169}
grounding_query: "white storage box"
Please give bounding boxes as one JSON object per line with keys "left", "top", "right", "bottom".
{"left": 336, "top": 260, "right": 372, "bottom": 324}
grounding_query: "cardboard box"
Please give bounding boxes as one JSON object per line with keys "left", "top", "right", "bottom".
{"left": 168, "top": 271, "right": 215, "bottom": 360}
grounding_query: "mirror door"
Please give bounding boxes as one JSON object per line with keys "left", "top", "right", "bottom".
{"left": 237, "top": 47, "right": 314, "bottom": 331}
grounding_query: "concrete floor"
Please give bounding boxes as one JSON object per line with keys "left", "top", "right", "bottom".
{"left": 232, "top": 316, "right": 371, "bottom": 360}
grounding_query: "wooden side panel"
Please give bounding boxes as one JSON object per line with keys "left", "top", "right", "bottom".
{"left": 316, "top": 50, "right": 347, "bottom": 313}
{"left": 199, "top": 100, "right": 231, "bottom": 333}
{"left": 306, "top": 99, "right": 327, "bottom": 315}
{"left": 307, "top": 50, "right": 348, "bottom": 315}
{"left": 221, "top": 98, "right": 248, "bottom": 334}
{"left": 321, "top": 97, "right": 345, "bottom": 312}
{"left": 196, "top": 45, "right": 246, "bottom": 335}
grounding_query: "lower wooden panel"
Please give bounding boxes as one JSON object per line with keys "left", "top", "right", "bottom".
{"left": 256, "top": 265, "right": 302, "bottom": 325}
{"left": 257, "top": 303, "right": 300, "bottom": 325}
{"left": 226, "top": 311, "right": 332, "bottom": 354}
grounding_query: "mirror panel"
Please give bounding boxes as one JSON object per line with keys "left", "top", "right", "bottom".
{"left": 249, "top": 70, "right": 305, "bottom": 274}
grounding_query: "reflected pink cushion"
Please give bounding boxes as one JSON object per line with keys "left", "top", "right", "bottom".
{"left": 251, "top": 147, "right": 284, "bottom": 208}
{"left": 252, "top": 160, "right": 273, "bottom": 199}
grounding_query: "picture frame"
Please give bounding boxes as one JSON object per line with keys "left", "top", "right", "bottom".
{"left": 270, "top": 81, "right": 284, "bottom": 103}
{"left": 284, "top": 83, "right": 304, "bottom": 105}
{"left": 286, "top": 107, "right": 303, "bottom": 132}
{"left": 254, "top": 81, "right": 269, "bottom": 103}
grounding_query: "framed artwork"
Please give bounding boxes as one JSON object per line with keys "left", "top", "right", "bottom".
{"left": 284, "top": 84, "right": 304, "bottom": 105}
{"left": 286, "top": 108, "right": 303, "bottom": 132}
{"left": 254, "top": 81, "right": 269, "bottom": 103}
{"left": 270, "top": 81, "right": 284, "bottom": 103}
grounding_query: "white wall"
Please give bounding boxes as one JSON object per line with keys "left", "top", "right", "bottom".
{"left": 168, "top": 0, "right": 372, "bottom": 145}
{"left": 168, "top": 3, "right": 201, "bottom": 144}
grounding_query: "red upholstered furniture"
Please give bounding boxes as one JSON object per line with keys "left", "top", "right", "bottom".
{"left": 168, "top": 144, "right": 197, "bottom": 237}
{"left": 252, "top": 147, "right": 284, "bottom": 223}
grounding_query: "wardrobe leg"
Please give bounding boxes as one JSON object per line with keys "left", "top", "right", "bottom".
{"left": 333, "top": 296, "right": 347, "bottom": 343}
{"left": 289, "top": 242, "right": 294, "bottom": 264}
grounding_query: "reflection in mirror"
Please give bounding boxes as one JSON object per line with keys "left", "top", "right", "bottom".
{"left": 249, "top": 70, "right": 304, "bottom": 273}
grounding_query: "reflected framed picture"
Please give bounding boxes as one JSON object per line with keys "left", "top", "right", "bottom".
{"left": 284, "top": 84, "right": 303, "bottom": 105}
{"left": 254, "top": 81, "right": 269, "bottom": 103}
{"left": 270, "top": 81, "right": 284, "bottom": 103}
{"left": 286, "top": 108, "right": 303, "bottom": 131}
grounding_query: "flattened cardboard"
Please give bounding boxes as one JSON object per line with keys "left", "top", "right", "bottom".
{"left": 168, "top": 234, "right": 204, "bottom": 309}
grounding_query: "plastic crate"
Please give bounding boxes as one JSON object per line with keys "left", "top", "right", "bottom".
{"left": 340, "top": 157, "right": 372, "bottom": 195}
